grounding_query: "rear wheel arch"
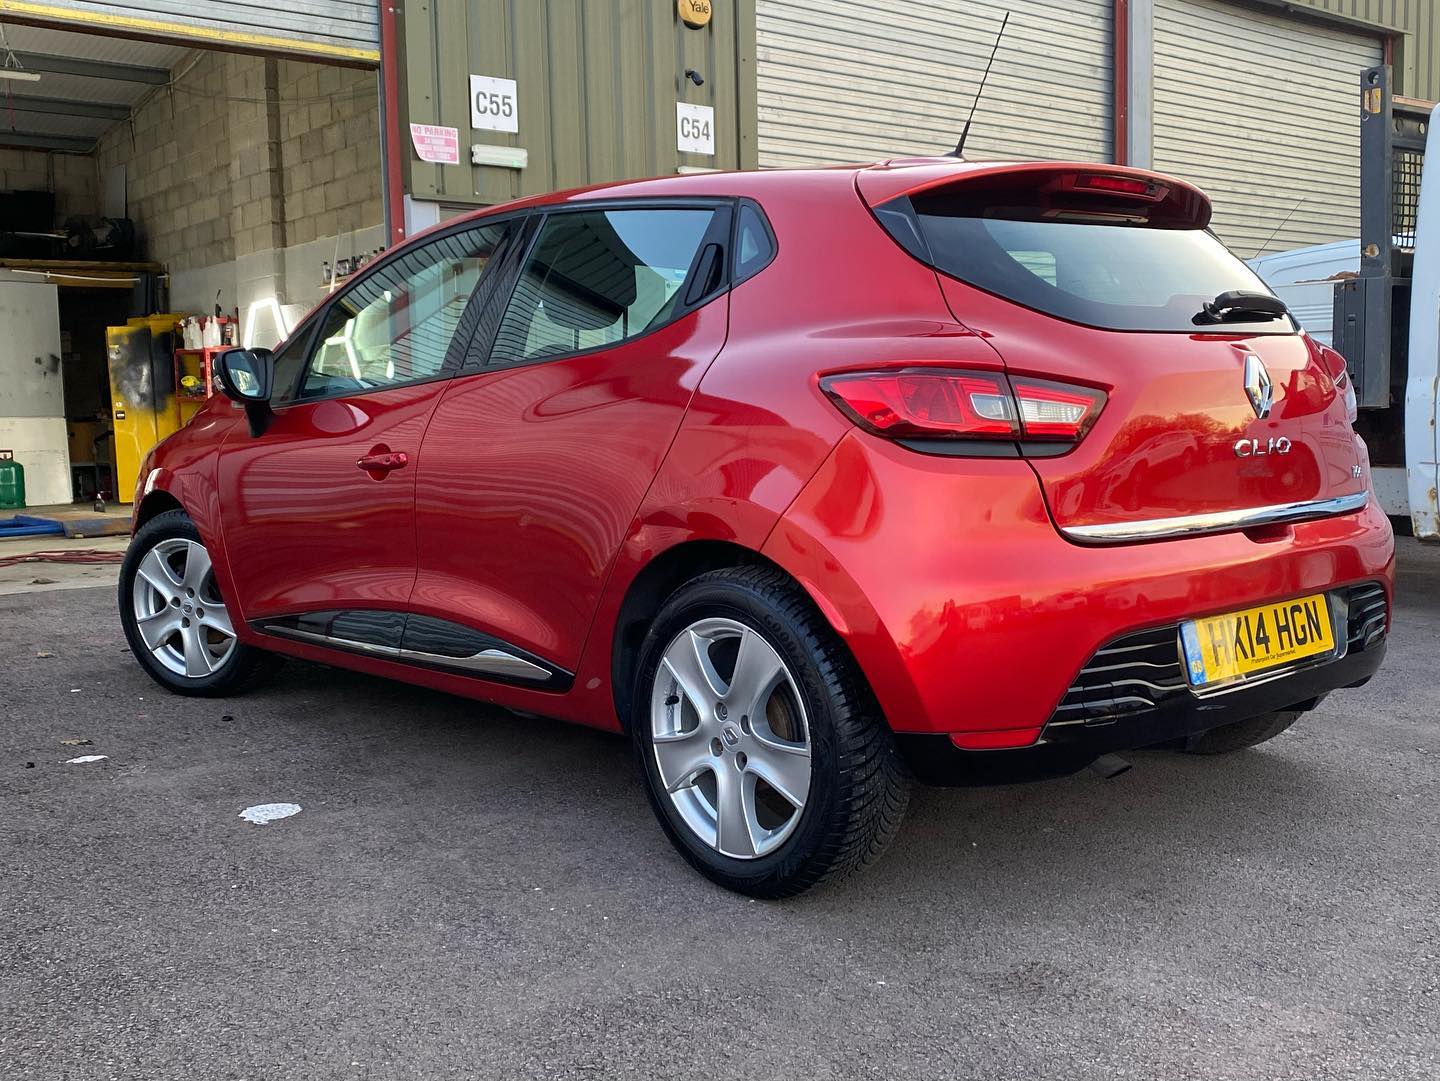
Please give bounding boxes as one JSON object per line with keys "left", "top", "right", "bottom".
{"left": 611, "top": 540, "right": 867, "bottom": 732}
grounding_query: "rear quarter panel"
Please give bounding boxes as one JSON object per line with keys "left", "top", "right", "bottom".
{"left": 566, "top": 174, "right": 992, "bottom": 726}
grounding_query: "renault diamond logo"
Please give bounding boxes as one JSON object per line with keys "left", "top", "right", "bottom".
{"left": 1244, "top": 355, "right": 1273, "bottom": 419}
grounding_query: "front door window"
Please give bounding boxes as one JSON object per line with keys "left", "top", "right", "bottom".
{"left": 301, "top": 222, "right": 511, "bottom": 399}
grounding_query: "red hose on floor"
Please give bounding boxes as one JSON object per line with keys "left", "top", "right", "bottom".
{"left": 0, "top": 549, "right": 127, "bottom": 568}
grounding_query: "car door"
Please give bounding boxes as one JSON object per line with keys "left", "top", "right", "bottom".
{"left": 407, "top": 201, "right": 733, "bottom": 682}
{"left": 217, "top": 218, "right": 516, "bottom": 629}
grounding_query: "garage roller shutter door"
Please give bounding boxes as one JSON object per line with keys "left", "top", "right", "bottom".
{"left": 1153, "top": 0, "right": 1381, "bottom": 256}
{"left": 0, "top": 0, "right": 379, "bottom": 63}
{"left": 755, "top": 0, "right": 1112, "bottom": 168}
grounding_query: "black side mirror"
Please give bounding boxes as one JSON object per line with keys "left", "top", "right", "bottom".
{"left": 216, "top": 348, "right": 276, "bottom": 436}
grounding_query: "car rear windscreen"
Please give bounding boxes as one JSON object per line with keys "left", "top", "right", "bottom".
{"left": 882, "top": 193, "right": 1295, "bottom": 335}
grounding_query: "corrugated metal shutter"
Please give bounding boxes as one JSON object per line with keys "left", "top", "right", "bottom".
{"left": 755, "top": 0, "right": 1112, "bottom": 169}
{"left": 1, "top": 1, "right": 378, "bottom": 63}
{"left": 1153, "top": 0, "right": 1381, "bottom": 257}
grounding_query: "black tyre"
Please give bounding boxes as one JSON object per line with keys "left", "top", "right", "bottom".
{"left": 119, "top": 509, "right": 280, "bottom": 697}
{"left": 632, "top": 565, "right": 910, "bottom": 898}
{"left": 1180, "top": 710, "right": 1302, "bottom": 755}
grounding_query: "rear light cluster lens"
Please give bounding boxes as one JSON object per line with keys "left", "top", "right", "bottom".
{"left": 1335, "top": 367, "right": 1359, "bottom": 425}
{"left": 821, "top": 368, "right": 1105, "bottom": 446}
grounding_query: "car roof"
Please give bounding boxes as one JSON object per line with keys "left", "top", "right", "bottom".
{"left": 418, "top": 157, "right": 1209, "bottom": 240}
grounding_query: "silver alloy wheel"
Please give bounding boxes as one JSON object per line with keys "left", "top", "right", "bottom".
{"left": 130, "top": 537, "right": 237, "bottom": 678}
{"left": 649, "top": 617, "right": 812, "bottom": 859}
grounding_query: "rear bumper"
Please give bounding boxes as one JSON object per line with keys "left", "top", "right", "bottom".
{"left": 896, "top": 628, "right": 1385, "bottom": 786}
{"left": 762, "top": 431, "right": 1395, "bottom": 743}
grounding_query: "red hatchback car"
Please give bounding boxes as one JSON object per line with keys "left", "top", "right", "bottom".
{"left": 120, "top": 159, "right": 1393, "bottom": 896}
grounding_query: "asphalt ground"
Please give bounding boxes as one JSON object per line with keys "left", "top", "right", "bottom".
{"left": 3, "top": 541, "right": 1438, "bottom": 1080}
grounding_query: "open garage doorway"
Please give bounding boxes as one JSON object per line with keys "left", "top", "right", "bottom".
{"left": 0, "top": 14, "right": 382, "bottom": 508}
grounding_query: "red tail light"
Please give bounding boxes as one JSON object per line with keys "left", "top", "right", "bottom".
{"left": 820, "top": 368, "right": 1105, "bottom": 448}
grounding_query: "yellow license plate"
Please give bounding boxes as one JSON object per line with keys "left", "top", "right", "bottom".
{"left": 1179, "top": 593, "right": 1336, "bottom": 688}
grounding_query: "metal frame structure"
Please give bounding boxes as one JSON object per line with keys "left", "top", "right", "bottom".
{"left": 1333, "top": 65, "right": 1430, "bottom": 410}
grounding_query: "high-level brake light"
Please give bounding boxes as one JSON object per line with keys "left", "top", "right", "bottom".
{"left": 1072, "top": 174, "right": 1162, "bottom": 198}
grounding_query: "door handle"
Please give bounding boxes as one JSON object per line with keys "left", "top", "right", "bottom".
{"left": 357, "top": 450, "right": 409, "bottom": 473}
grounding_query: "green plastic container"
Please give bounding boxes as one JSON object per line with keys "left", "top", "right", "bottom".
{"left": 0, "top": 450, "right": 25, "bottom": 509}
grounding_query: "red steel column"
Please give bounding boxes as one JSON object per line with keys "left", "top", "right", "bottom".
{"left": 1114, "top": 0, "right": 1130, "bottom": 166}
{"left": 380, "top": 1, "right": 407, "bottom": 246}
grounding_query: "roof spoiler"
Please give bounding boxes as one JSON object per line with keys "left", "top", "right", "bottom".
{"left": 857, "top": 161, "right": 1212, "bottom": 230}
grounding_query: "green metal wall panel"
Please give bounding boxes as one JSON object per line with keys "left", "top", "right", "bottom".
{"left": 1287, "top": 0, "right": 1439, "bottom": 102}
{"left": 398, "top": 0, "right": 757, "bottom": 206}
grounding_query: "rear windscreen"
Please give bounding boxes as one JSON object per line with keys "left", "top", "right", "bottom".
{"left": 889, "top": 194, "right": 1295, "bottom": 334}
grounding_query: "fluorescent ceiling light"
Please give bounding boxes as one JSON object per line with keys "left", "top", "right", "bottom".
{"left": 0, "top": 69, "right": 40, "bottom": 82}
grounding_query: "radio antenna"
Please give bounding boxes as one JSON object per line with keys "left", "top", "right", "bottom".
{"left": 951, "top": 11, "right": 1010, "bottom": 158}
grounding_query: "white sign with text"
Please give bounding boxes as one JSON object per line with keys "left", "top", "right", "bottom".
{"left": 470, "top": 75, "right": 519, "bottom": 133}
{"left": 676, "top": 102, "right": 715, "bottom": 155}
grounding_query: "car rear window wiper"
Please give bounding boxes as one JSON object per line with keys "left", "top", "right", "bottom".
{"left": 1193, "top": 290, "right": 1290, "bottom": 325}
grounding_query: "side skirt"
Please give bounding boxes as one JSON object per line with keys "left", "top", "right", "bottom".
{"left": 253, "top": 610, "right": 573, "bottom": 692}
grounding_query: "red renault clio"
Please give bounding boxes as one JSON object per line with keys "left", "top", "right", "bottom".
{"left": 120, "top": 159, "right": 1393, "bottom": 896}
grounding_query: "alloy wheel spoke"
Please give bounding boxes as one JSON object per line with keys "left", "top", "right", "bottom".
{"left": 136, "top": 608, "right": 181, "bottom": 652}
{"left": 662, "top": 630, "right": 724, "bottom": 714}
{"left": 725, "top": 629, "right": 786, "bottom": 717}
{"left": 713, "top": 768, "right": 759, "bottom": 859}
{"left": 181, "top": 625, "right": 215, "bottom": 677}
{"left": 180, "top": 541, "right": 213, "bottom": 593}
{"left": 136, "top": 547, "right": 183, "bottom": 602}
{"left": 652, "top": 727, "right": 712, "bottom": 792}
{"left": 744, "top": 739, "right": 812, "bottom": 810}
{"left": 199, "top": 603, "right": 235, "bottom": 639}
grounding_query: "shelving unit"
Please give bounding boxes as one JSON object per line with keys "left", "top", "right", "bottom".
{"left": 172, "top": 347, "right": 224, "bottom": 428}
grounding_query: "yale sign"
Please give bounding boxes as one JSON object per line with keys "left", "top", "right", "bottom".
{"left": 678, "top": 0, "right": 712, "bottom": 29}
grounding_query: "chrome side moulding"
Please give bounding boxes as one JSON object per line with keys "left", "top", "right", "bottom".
{"left": 255, "top": 609, "right": 571, "bottom": 689}
{"left": 398, "top": 646, "right": 552, "bottom": 681}
{"left": 1060, "top": 491, "right": 1371, "bottom": 545}
{"left": 262, "top": 623, "right": 402, "bottom": 657}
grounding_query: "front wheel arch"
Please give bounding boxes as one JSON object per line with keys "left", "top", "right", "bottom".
{"left": 134, "top": 490, "right": 184, "bottom": 531}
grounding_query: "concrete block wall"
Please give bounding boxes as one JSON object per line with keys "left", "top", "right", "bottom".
{"left": 0, "top": 150, "right": 100, "bottom": 223}
{"left": 278, "top": 61, "right": 383, "bottom": 251}
{"left": 96, "top": 52, "right": 235, "bottom": 278}
{"left": 92, "top": 50, "right": 381, "bottom": 339}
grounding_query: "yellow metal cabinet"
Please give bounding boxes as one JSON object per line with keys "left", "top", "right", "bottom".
{"left": 106, "top": 315, "right": 182, "bottom": 502}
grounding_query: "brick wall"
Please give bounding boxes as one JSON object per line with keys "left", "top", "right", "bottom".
{"left": 0, "top": 150, "right": 99, "bottom": 223}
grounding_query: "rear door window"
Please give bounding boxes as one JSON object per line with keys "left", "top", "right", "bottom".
{"left": 892, "top": 193, "right": 1294, "bottom": 334}
{"left": 733, "top": 202, "right": 776, "bottom": 282}
{"left": 488, "top": 207, "right": 716, "bottom": 367}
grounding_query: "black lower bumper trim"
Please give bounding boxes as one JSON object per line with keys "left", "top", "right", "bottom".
{"left": 896, "top": 638, "right": 1386, "bottom": 787}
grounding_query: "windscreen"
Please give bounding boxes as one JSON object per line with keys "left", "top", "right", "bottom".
{"left": 895, "top": 194, "right": 1295, "bottom": 334}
